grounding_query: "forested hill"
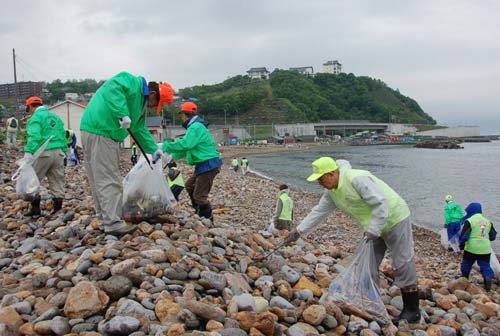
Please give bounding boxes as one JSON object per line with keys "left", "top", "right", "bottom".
{"left": 180, "top": 71, "right": 436, "bottom": 125}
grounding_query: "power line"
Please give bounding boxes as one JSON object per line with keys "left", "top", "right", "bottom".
{"left": 16, "top": 53, "right": 55, "bottom": 82}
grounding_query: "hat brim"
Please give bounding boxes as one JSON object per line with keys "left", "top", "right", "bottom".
{"left": 307, "top": 173, "right": 324, "bottom": 182}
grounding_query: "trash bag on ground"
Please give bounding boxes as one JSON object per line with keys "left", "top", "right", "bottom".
{"left": 11, "top": 137, "right": 52, "bottom": 201}
{"left": 123, "top": 155, "right": 176, "bottom": 223}
{"left": 320, "top": 240, "right": 390, "bottom": 324}
{"left": 490, "top": 249, "right": 500, "bottom": 279}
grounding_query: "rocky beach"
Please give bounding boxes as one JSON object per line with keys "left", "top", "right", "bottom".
{"left": 0, "top": 143, "right": 499, "bottom": 336}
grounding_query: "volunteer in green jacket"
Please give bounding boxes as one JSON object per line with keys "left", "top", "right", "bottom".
{"left": 6, "top": 114, "right": 18, "bottom": 146}
{"left": 444, "top": 194, "right": 464, "bottom": 241}
{"left": 80, "top": 72, "right": 173, "bottom": 236}
{"left": 162, "top": 101, "right": 222, "bottom": 221}
{"left": 458, "top": 202, "right": 497, "bottom": 291}
{"left": 272, "top": 184, "right": 294, "bottom": 231}
{"left": 166, "top": 161, "right": 185, "bottom": 201}
{"left": 24, "top": 97, "right": 67, "bottom": 216}
{"left": 284, "top": 157, "right": 420, "bottom": 324}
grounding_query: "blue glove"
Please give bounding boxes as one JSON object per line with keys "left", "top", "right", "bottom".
{"left": 152, "top": 148, "right": 163, "bottom": 164}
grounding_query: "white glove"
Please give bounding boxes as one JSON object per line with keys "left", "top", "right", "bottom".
{"left": 152, "top": 148, "right": 163, "bottom": 164}
{"left": 119, "top": 116, "right": 131, "bottom": 129}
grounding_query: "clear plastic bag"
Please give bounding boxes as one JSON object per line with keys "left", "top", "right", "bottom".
{"left": 320, "top": 241, "right": 390, "bottom": 324}
{"left": 122, "top": 155, "right": 176, "bottom": 223}
{"left": 440, "top": 228, "right": 460, "bottom": 252}
{"left": 12, "top": 137, "right": 52, "bottom": 201}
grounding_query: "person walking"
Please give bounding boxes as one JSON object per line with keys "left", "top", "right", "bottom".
{"left": 6, "top": 113, "right": 18, "bottom": 146}
{"left": 130, "top": 143, "right": 138, "bottom": 166}
{"left": 271, "top": 184, "right": 294, "bottom": 231}
{"left": 231, "top": 157, "right": 239, "bottom": 173}
{"left": 23, "top": 97, "right": 67, "bottom": 216}
{"left": 80, "top": 71, "right": 173, "bottom": 236}
{"left": 458, "top": 202, "right": 497, "bottom": 291}
{"left": 241, "top": 157, "right": 249, "bottom": 175}
{"left": 166, "top": 161, "right": 185, "bottom": 201}
{"left": 284, "top": 157, "right": 420, "bottom": 324}
{"left": 444, "top": 194, "right": 464, "bottom": 244}
{"left": 162, "top": 101, "right": 222, "bottom": 221}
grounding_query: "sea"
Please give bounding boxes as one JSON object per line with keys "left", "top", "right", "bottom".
{"left": 248, "top": 141, "right": 500, "bottom": 252}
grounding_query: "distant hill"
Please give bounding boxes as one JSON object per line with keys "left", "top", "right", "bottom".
{"left": 180, "top": 71, "right": 436, "bottom": 125}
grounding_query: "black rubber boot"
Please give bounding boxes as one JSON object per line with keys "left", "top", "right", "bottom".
{"left": 392, "top": 287, "right": 421, "bottom": 325}
{"left": 51, "top": 198, "right": 63, "bottom": 214}
{"left": 197, "top": 203, "right": 213, "bottom": 221}
{"left": 26, "top": 195, "right": 41, "bottom": 217}
{"left": 484, "top": 277, "right": 492, "bottom": 291}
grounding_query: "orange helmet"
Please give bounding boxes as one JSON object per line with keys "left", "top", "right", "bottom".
{"left": 26, "top": 96, "right": 43, "bottom": 106}
{"left": 156, "top": 82, "right": 174, "bottom": 114}
{"left": 180, "top": 102, "right": 198, "bottom": 114}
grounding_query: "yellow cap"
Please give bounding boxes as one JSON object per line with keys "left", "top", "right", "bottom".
{"left": 307, "top": 157, "right": 338, "bottom": 182}
{"left": 445, "top": 194, "right": 453, "bottom": 202}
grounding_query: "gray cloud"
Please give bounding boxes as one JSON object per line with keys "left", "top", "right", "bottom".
{"left": 1, "top": 0, "right": 499, "bottom": 132}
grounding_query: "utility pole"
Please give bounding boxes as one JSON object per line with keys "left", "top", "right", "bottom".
{"left": 12, "top": 48, "right": 20, "bottom": 121}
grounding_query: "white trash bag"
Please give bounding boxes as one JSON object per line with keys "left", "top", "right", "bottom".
{"left": 440, "top": 228, "right": 460, "bottom": 252}
{"left": 122, "top": 155, "right": 176, "bottom": 223}
{"left": 320, "top": 241, "right": 390, "bottom": 324}
{"left": 11, "top": 137, "right": 52, "bottom": 201}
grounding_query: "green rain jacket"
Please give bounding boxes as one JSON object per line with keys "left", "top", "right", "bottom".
{"left": 80, "top": 72, "right": 158, "bottom": 154}
{"left": 162, "top": 116, "right": 221, "bottom": 171}
{"left": 444, "top": 201, "right": 464, "bottom": 225}
{"left": 24, "top": 107, "right": 67, "bottom": 154}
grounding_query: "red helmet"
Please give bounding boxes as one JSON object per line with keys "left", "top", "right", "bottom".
{"left": 156, "top": 82, "right": 174, "bottom": 114}
{"left": 26, "top": 96, "right": 43, "bottom": 106}
{"left": 180, "top": 102, "right": 198, "bottom": 114}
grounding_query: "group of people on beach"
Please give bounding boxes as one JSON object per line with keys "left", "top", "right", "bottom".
{"left": 12, "top": 70, "right": 497, "bottom": 328}
{"left": 230, "top": 157, "right": 249, "bottom": 175}
{"left": 443, "top": 195, "right": 497, "bottom": 291}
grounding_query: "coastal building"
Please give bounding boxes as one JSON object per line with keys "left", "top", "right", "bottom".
{"left": 322, "top": 60, "right": 342, "bottom": 74}
{"left": 275, "top": 123, "right": 316, "bottom": 137}
{"left": 0, "top": 81, "right": 43, "bottom": 99}
{"left": 146, "top": 116, "right": 164, "bottom": 143}
{"left": 246, "top": 67, "right": 270, "bottom": 80}
{"left": 416, "top": 126, "right": 480, "bottom": 138}
{"left": 289, "top": 66, "right": 314, "bottom": 76}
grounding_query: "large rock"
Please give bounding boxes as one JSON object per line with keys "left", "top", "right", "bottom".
{"left": 185, "top": 300, "right": 226, "bottom": 322}
{"left": 0, "top": 307, "right": 22, "bottom": 329}
{"left": 287, "top": 322, "right": 320, "bottom": 336}
{"left": 102, "top": 316, "right": 141, "bottom": 335}
{"left": 302, "top": 305, "right": 326, "bottom": 325}
{"left": 236, "top": 311, "right": 277, "bottom": 336}
{"left": 292, "top": 276, "right": 322, "bottom": 296}
{"left": 155, "top": 298, "right": 182, "bottom": 323}
{"left": 64, "top": 281, "right": 109, "bottom": 319}
{"left": 102, "top": 275, "right": 133, "bottom": 301}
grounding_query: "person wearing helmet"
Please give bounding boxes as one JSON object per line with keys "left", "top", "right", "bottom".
{"left": 162, "top": 101, "right": 222, "bottom": 221}
{"left": 284, "top": 157, "right": 420, "bottom": 325}
{"left": 24, "top": 96, "right": 67, "bottom": 217}
{"left": 443, "top": 194, "right": 464, "bottom": 245}
{"left": 80, "top": 72, "right": 174, "bottom": 236}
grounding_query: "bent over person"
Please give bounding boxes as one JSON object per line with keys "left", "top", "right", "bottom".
{"left": 284, "top": 157, "right": 420, "bottom": 324}
{"left": 80, "top": 72, "right": 173, "bottom": 236}
{"left": 24, "top": 97, "right": 67, "bottom": 216}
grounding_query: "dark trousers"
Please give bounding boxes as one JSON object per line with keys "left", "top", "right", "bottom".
{"left": 185, "top": 168, "right": 220, "bottom": 206}
{"left": 171, "top": 185, "right": 184, "bottom": 202}
{"left": 447, "top": 221, "right": 461, "bottom": 240}
{"left": 461, "top": 250, "right": 494, "bottom": 278}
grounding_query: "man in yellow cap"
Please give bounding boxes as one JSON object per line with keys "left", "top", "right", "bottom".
{"left": 284, "top": 157, "right": 420, "bottom": 325}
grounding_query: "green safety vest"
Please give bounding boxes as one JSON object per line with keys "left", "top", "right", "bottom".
{"left": 241, "top": 159, "right": 249, "bottom": 167}
{"left": 465, "top": 213, "right": 492, "bottom": 255}
{"left": 327, "top": 169, "right": 410, "bottom": 234}
{"left": 231, "top": 159, "right": 238, "bottom": 167}
{"left": 278, "top": 192, "right": 293, "bottom": 221}
{"left": 66, "top": 129, "right": 74, "bottom": 145}
{"left": 167, "top": 167, "right": 185, "bottom": 188}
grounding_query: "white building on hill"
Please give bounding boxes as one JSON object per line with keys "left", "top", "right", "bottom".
{"left": 323, "top": 60, "right": 342, "bottom": 74}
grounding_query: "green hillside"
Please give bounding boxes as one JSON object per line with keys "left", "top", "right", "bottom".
{"left": 180, "top": 71, "right": 436, "bottom": 125}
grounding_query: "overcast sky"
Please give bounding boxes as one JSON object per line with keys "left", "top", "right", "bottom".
{"left": 1, "top": 0, "right": 499, "bottom": 133}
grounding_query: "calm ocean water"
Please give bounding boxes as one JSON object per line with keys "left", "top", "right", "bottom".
{"left": 249, "top": 141, "right": 500, "bottom": 252}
